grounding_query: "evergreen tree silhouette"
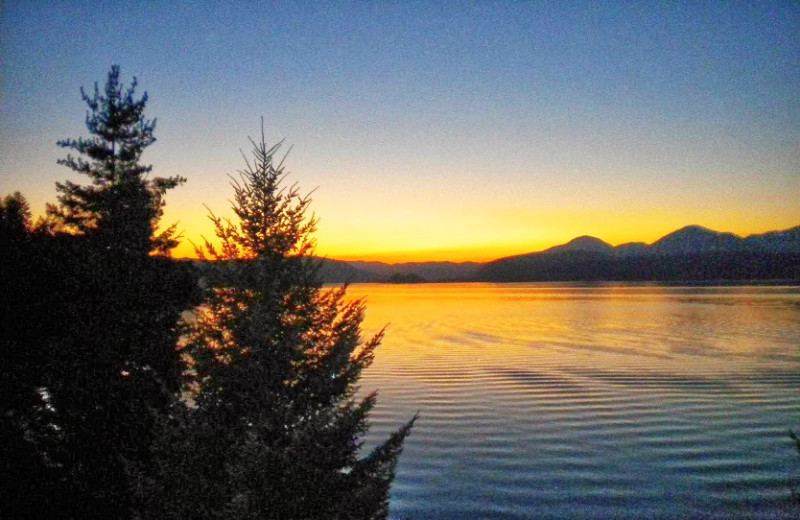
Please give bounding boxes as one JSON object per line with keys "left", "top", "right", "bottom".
{"left": 49, "top": 65, "right": 184, "bottom": 255}
{"left": 0, "top": 192, "right": 32, "bottom": 243}
{"left": 135, "top": 126, "right": 415, "bottom": 520}
{"left": 1, "top": 67, "right": 197, "bottom": 520}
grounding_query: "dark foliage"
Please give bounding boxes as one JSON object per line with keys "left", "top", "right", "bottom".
{"left": 3, "top": 68, "right": 411, "bottom": 520}
{"left": 1, "top": 67, "right": 198, "bottom": 519}
{"left": 0, "top": 192, "right": 32, "bottom": 243}
{"left": 133, "top": 128, "right": 415, "bottom": 520}
{"left": 2, "top": 241, "right": 192, "bottom": 517}
{"left": 49, "top": 64, "right": 185, "bottom": 255}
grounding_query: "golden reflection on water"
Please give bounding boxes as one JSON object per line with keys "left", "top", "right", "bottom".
{"left": 337, "top": 283, "right": 800, "bottom": 519}
{"left": 343, "top": 283, "right": 800, "bottom": 379}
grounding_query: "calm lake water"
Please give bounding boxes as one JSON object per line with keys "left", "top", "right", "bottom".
{"left": 345, "top": 283, "right": 800, "bottom": 520}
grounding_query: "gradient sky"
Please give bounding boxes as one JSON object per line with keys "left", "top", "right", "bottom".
{"left": 2, "top": 1, "right": 799, "bottom": 262}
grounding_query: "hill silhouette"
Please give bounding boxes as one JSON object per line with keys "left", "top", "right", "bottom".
{"left": 542, "top": 236, "right": 614, "bottom": 255}
{"left": 650, "top": 225, "right": 743, "bottom": 255}
{"left": 315, "top": 224, "right": 800, "bottom": 283}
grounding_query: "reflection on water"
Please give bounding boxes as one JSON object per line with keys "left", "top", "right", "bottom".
{"left": 344, "top": 283, "right": 800, "bottom": 520}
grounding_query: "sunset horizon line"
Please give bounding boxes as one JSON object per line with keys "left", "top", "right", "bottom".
{"left": 170, "top": 221, "right": 800, "bottom": 265}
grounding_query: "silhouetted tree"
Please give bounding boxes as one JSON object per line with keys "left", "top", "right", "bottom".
{"left": 0, "top": 191, "right": 32, "bottom": 243}
{"left": 49, "top": 64, "right": 184, "bottom": 255}
{"left": 0, "top": 191, "right": 49, "bottom": 520}
{"left": 1, "top": 67, "right": 198, "bottom": 520}
{"left": 135, "top": 128, "right": 415, "bottom": 520}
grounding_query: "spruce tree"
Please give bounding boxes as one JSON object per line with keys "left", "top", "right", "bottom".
{"left": 142, "top": 127, "right": 415, "bottom": 519}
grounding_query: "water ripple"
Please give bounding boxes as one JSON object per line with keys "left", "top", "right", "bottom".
{"left": 351, "top": 284, "right": 800, "bottom": 519}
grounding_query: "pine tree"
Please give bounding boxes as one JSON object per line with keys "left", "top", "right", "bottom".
{"left": 0, "top": 67, "right": 198, "bottom": 520}
{"left": 49, "top": 65, "right": 184, "bottom": 255}
{"left": 141, "top": 127, "right": 415, "bottom": 519}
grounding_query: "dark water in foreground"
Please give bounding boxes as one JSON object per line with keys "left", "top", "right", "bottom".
{"left": 346, "top": 283, "right": 800, "bottom": 519}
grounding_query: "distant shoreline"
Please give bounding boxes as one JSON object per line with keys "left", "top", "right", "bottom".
{"left": 327, "top": 279, "right": 800, "bottom": 287}
{"left": 190, "top": 223, "right": 800, "bottom": 285}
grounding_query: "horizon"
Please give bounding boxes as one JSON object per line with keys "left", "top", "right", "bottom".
{"left": 199, "top": 221, "right": 798, "bottom": 265}
{"left": 2, "top": 2, "right": 799, "bottom": 264}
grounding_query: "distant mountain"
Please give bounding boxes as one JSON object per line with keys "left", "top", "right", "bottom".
{"left": 315, "top": 224, "right": 800, "bottom": 283}
{"left": 316, "top": 258, "right": 381, "bottom": 284}
{"left": 614, "top": 242, "right": 649, "bottom": 257}
{"left": 744, "top": 225, "right": 800, "bottom": 254}
{"left": 543, "top": 236, "right": 614, "bottom": 255}
{"left": 476, "top": 224, "right": 800, "bottom": 283}
{"left": 479, "top": 250, "right": 615, "bottom": 282}
{"left": 650, "top": 225, "right": 743, "bottom": 255}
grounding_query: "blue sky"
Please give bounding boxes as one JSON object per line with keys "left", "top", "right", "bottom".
{"left": 2, "top": 1, "right": 799, "bottom": 260}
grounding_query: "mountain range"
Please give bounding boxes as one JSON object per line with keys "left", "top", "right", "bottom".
{"left": 317, "top": 225, "right": 800, "bottom": 283}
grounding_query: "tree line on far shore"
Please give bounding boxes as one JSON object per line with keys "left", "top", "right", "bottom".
{"left": 1, "top": 66, "right": 414, "bottom": 520}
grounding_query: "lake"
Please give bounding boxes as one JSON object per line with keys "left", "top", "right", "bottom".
{"left": 344, "top": 283, "right": 800, "bottom": 520}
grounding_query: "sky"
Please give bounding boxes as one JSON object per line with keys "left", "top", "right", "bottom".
{"left": 1, "top": 1, "right": 799, "bottom": 262}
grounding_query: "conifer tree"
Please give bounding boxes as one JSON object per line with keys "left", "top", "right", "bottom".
{"left": 49, "top": 65, "right": 184, "bottom": 255}
{"left": 0, "top": 192, "right": 32, "bottom": 242}
{"left": 0, "top": 67, "right": 198, "bottom": 520}
{"left": 142, "top": 127, "right": 415, "bottom": 519}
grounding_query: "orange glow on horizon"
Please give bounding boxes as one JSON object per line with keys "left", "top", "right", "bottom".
{"left": 169, "top": 217, "right": 800, "bottom": 264}
{"left": 22, "top": 195, "right": 800, "bottom": 265}
{"left": 161, "top": 191, "right": 800, "bottom": 264}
